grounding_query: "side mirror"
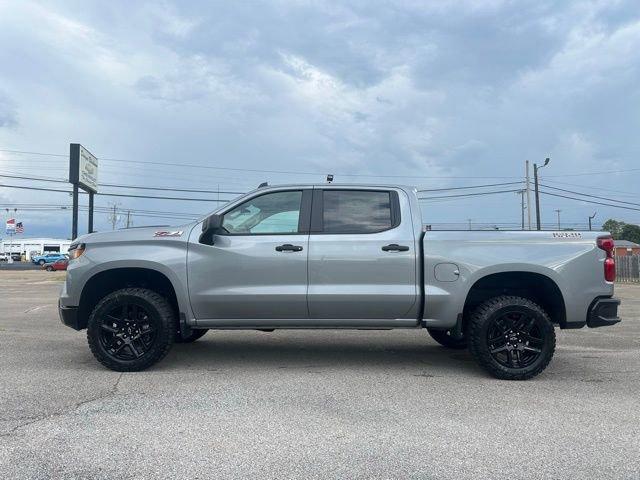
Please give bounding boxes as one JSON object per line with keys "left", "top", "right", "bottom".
{"left": 199, "top": 214, "right": 223, "bottom": 245}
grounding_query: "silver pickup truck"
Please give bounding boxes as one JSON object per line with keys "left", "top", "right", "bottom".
{"left": 59, "top": 183, "right": 621, "bottom": 379}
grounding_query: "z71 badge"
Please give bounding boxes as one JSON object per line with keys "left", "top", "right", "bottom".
{"left": 154, "top": 230, "right": 183, "bottom": 237}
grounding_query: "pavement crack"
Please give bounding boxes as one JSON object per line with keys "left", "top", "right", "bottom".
{"left": 0, "top": 373, "right": 124, "bottom": 438}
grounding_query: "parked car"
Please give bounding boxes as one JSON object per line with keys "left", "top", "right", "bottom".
{"left": 43, "top": 258, "right": 68, "bottom": 271}
{"left": 0, "top": 253, "right": 8, "bottom": 262}
{"left": 59, "top": 184, "right": 621, "bottom": 379}
{"left": 32, "top": 253, "right": 67, "bottom": 266}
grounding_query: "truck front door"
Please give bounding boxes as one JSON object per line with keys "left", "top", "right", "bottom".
{"left": 188, "top": 189, "right": 311, "bottom": 321}
{"left": 307, "top": 188, "right": 418, "bottom": 322}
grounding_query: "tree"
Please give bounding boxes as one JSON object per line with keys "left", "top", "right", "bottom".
{"left": 602, "top": 219, "right": 624, "bottom": 239}
{"left": 620, "top": 223, "right": 640, "bottom": 244}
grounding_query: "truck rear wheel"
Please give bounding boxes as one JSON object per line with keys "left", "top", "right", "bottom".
{"left": 426, "top": 328, "right": 467, "bottom": 349}
{"left": 87, "top": 288, "right": 175, "bottom": 372}
{"left": 467, "top": 295, "right": 555, "bottom": 380}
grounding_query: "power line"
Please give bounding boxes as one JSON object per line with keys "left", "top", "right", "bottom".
{"left": 538, "top": 183, "right": 640, "bottom": 207}
{"left": 99, "top": 183, "right": 245, "bottom": 195}
{"left": 539, "top": 190, "right": 640, "bottom": 212}
{"left": 0, "top": 148, "right": 524, "bottom": 179}
{"left": 0, "top": 172, "right": 530, "bottom": 196}
{"left": 418, "top": 188, "right": 523, "bottom": 200}
{"left": 545, "top": 168, "right": 640, "bottom": 177}
{"left": 417, "top": 181, "right": 523, "bottom": 192}
{"left": 540, "top": 178, "right": 640, "bottom": 197}
{"left": 0, "top": 172, "right": 246, "bottom": 194}
{"left": 0, "top": 173, "right": 68, "bottom": 183}
{"left": 0, "top": 183, "right": 233, "bottom": 202}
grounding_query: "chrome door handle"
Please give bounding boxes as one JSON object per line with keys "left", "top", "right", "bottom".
{"left": 275, "top": 244, "right": 303, "bottom": 252}
{"left": 381, "top": 244, "right": 409, "bottom": 252}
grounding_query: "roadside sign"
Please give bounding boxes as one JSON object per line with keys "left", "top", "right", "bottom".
{"left": 6, "top": 218, "right": 16, "bottom": 235}
{"left": 69, "top": 144, "right": 98, "bottom": 193}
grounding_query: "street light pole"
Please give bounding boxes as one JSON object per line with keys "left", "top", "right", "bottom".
{"left": 589, "top": 212, "right": 597, "bottom": 231}
{"left": 534, "top": 157, "right": 550, "bottom": 230}
{"left": 525, "top": 161, "right": 532, "bottom": 230}
{"left": 555, "top": 209, "right": 562, "bottom": 230}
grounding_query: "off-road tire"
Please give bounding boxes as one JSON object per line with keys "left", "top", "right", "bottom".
{"left": 46, "top": 266, "right": 53, "bottom": 271}
{"left": 427, "top": 328, "right": 467, "bottom": 349}
{"left": 87, "top": 288, "right": 175, "bottom": 372}
{"left": 467, "top": 295, "right": 556, "bottom": 380}
{"left": 38, "top": 259, "right": 45, "bottom": 265}
{"left": 175, "top": 329, "right": 208, "bottom": 343}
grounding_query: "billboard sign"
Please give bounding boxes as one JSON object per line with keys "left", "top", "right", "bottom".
{"left": 69, "top": 143, "right": 98, "bottom": 193}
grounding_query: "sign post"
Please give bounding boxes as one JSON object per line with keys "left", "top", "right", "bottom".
{"left": 5, "top": 218, "right": 15, "bottom": 263}
{"left": 69, "top": 144, "right": 98, "bottom": 239}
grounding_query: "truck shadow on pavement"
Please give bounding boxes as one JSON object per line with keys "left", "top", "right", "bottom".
{"left": 153, "top": 333, "right": 485, "bottom": 377}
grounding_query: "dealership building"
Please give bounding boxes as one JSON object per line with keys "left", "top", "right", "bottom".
{"left": 1, "top": 238, "right": 73, "bottom": 261}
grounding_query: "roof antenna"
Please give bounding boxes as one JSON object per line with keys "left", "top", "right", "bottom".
{"left": 326, "top": 174, "right": 334, "bottom": 183}
{"left": 258, "top": 182, "right": 268, "bottom": 188}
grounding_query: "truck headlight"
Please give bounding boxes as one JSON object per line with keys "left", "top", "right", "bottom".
{"left": 68, "top": 243, "right": 86, "bottom": 260}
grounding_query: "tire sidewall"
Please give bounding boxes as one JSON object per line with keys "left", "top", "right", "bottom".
{"left": 469, "top": 296, "right": 556, "bottom": 380}
{"left": 87, "top": 289, "right": 174, "bottom": 371}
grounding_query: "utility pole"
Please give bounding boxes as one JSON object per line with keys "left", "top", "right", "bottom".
{"left": 525, "top": 161, "right": 532, "bottom": 230}
{"left": 555, "top": 209, "right": 562, "bottom": 230}
{"left": 467, "top": 218, "right": 472, "bottom": 230}
{"left": 108, "top": 203, "right": 120, "bottom": 230}
{"left": 534, "top": 157, "right": 550, "bottom": 230}
{"left": 516, "top": 189, "right": 526, "bottom": 230}
{"left": 125, "top": 210, "right": 131, "bottom": 229}
{"left": 588, "top": 212, "right": 597, "bottom": 231}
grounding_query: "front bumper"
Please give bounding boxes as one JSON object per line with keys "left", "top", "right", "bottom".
{"left": 59, "top": 300, "right": 83, "bottom": 330}
{"left": 587, "top": 297, "right": 621, "bottom": 328}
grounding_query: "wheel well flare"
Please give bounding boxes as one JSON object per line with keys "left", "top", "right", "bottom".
{"left": 78, "top": 268, "right": 179, "bottom": 330}
{"left": 463, "top": 272, "right": 566, "bottom": 327}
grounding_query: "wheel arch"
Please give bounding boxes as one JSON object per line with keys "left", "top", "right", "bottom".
{"left": 78, "top": 267, "right": 181, "bottom": 330}
{"left": 462, "top": 271, "right": 566, "bottom": 328}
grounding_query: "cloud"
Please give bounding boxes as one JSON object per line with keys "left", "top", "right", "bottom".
{"left": 0, "top": 0, "right": 639, "bottom": 234}
{"left": 0, "top": 93, "right": 18, "bottom": 128}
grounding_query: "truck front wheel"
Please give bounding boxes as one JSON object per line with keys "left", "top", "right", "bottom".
{"left": 426, "top": 328, "right": 467, "bottom": 349}
{"left": 87, "top": 288, "right": 175, "bottom": 372}
{"left": 467, "top": 295, "right": 556, "bottom": 380}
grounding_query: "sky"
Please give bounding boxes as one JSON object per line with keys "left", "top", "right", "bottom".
{"left": 0, "top": 0, "right": 639, "bottom": 239}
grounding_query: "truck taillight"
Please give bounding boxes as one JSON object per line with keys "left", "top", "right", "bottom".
{"left": 597, "top": 236, "right": 615, "bottom": 282}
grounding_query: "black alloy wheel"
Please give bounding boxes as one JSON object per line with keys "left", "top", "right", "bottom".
{"left": 87, "top": 288, "right": 175, "bottom": 371}
{"left": 467, "top": 295, "right": 555, "bottom": 380}
{"left": 98, "top": 302, "right": 157, "bottom": 361}
{"left": 486, "top": 310, "right": 545, "bottom": 369}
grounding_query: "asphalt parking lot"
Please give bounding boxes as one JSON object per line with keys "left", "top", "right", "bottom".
{"left": 1, "top": 271, "right": 639, "bottom": 479}
{"left": 0, "top": 262, "right": 40, "bottom": 271}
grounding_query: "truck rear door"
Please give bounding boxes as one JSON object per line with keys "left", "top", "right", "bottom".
{"left": 307, "top": 187, "right": 418, "bottom": 322}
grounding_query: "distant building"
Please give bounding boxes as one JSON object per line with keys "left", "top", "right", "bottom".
{"left": 0, "top": 237, "right": 72, "bottom": 261}
{"left": 614, "top": 240, "right": 640, "bottom": 256}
